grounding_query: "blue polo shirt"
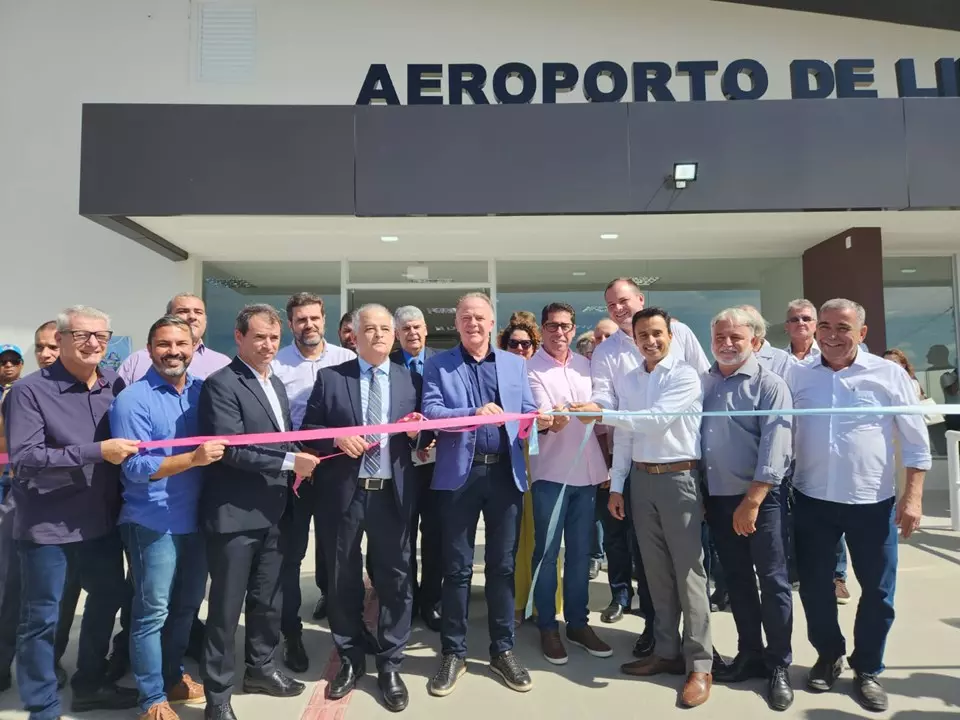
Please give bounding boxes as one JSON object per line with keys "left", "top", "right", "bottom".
{"left": 109, "top": 367, "right": 204, "bottom": 534}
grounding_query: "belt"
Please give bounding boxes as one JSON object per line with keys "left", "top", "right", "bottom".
{"left": 473, "top": 452, "right": 505, "bottom": 465}
{"left": 635, "top": 460, "right": 697, "bottom": 475}
{"left": 358, "top": 478, "right": 389, "bottom": 491}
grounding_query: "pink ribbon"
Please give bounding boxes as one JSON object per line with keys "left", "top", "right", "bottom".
{"left": 0, "top": 413, "right": 538, "bottom": 492}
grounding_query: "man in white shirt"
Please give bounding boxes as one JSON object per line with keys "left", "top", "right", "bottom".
{"left": 580, "top": 278, "right": 709, "bottom": 658}
{"left": 272, "top": 293, "right": 355, "bottom": 672}
{"left": 574, "top": 307, "right": 713, "bottom": 708}
{"left": 787, "top": 298, "right": 930, "bottom": 714}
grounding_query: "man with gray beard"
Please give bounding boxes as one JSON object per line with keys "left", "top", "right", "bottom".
{"left": 109, "top": 316, "right": 228, "bottom": 719}
{"left": 272, "top": 292, "right": 355, "bottom": 672}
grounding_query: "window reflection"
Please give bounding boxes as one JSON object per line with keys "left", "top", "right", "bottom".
{"left": 883, "top": 257, "right": 957, "bottom": 456}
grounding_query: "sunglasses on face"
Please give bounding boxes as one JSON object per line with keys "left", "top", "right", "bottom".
{"left": 507, "top": 339, "right": 532, "bottom": 350}
{"left": 0, "top": 358, "right": 21, "bottom": 367}
{"left": 787, "top": 315, "right": 815, "bottom": 324}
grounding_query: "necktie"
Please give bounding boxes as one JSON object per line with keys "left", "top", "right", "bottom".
{"left": 410, "top": 359, "right": 422, "bottom": 376}
{"left": 362, "top": 368, "right": 382, "bottom": 477}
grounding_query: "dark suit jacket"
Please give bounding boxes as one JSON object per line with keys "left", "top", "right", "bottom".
{"left": 389, "top": 346, "right": 438, "bottom": 371}
{"left": 198, "top": 356, "right": 298, "bottom": 534}
{"left": 301, "top": 359, "right": 425, "bottom": 520}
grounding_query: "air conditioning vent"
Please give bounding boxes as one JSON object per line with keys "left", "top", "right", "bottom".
{"left": 198, "top": 3, "right": 257, "bottom": 83}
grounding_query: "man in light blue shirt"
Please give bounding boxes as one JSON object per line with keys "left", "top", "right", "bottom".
{"left": 109, "top": 316, "right": 227, "bottom": 717}
{"left": 787, "top": 299, "right": 930, "bottom": 714}
{"left": 272, "top": 292, "right": 355, "bottom": 670}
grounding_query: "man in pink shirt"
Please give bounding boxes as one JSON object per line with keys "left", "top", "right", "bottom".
{"left": 527, "top": 302, "right": 611, "bottom": 666}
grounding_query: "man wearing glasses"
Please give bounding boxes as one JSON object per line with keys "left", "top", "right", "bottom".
{"left": 4, "top": 306, "right": 141, "bottom": 718}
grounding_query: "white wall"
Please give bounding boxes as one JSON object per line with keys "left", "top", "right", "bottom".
{"left": 1, "top": 0, "right": 958, "bottom": 368}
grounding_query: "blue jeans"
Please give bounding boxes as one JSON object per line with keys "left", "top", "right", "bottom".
{"left": 531, "top": 482, "right": 595, "bottom": 631}
{"left": 835, "top": 537, "right": 848, "bottom": 580}
{"left": 121, "top": 524, "right": 207, "bottom": 712}
{"left": 17, "top": 531, "right": 128, "bottom": 720}
{"left": 794, "top": 492, "right": 897, "bottom": 675}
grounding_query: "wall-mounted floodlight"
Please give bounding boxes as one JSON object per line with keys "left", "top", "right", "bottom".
{"left": 671, "top": 162, "right": 699, "bottom": 189}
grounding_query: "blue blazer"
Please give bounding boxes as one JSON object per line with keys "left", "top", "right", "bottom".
{"left": 422, "top": 346, "right": 538, "bottom": 492}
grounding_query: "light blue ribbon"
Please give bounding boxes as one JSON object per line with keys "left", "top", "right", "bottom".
{"left": 520, "top": 402, "right": 956, "bottom": 623}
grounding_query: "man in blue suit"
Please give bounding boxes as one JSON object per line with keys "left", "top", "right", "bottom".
{"left": 422, "top": 292, "right": 551, "bottom": 697}
{"left": 302, "top": 304, "right": 428, "bottom": 713}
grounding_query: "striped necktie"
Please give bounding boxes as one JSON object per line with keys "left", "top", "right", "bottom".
{"left": 362, "top": 368, "right": 382, "bottom": 476}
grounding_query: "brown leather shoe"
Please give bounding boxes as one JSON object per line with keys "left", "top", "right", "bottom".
{"left": 540, "top": 629, "right": 568, "bottom": 665}
{"left": 681, "top": 672, "right": 712, "bottom": 707}
{"left": 621, "top": 655, "right": 685, "bottom": 677}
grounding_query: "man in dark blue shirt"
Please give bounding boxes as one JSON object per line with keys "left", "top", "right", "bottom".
{"left": 109, "top": 316, "right": 228, "bottom": 717}
{"left": 422, "top": 293, "right": 550, "bottom": 698}
{"left": 5, "top": 305, "right": 141, "bottom": 718}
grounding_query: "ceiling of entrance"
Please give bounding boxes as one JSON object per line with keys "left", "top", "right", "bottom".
{"left": 133, "top": 211, "right": 960, "bottom": 265}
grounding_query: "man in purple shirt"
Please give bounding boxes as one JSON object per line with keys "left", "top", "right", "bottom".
{"left": 5, "top": 305, "right": 141, "bottom": 718}
{"left": 118, "top": 293, "right": 231, "bottom": 385}
{"left": 527, "top": 303, "right": 611, "bottom": 666}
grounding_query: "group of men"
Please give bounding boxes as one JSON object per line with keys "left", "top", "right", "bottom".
{"left": 0, "top": 278, "right": 929, "bottom": 719}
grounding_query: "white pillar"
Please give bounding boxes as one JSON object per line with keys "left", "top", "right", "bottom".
{"left": 759, "top": 258, "right": 804, "bottom": 349}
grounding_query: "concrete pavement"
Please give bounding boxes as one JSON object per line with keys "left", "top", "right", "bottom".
{"left": 2, "top": 495, "right": 960, "bottom": 719}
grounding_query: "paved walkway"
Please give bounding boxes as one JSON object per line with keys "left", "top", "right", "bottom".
{"left": 2, "top": 494, "right": 960, "bottom": 719}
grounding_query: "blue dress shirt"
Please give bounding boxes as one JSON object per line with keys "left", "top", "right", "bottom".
{"left": 109, "top": 367, "right": 204, "bottom": 535}
{"left": 459, "top": 345, "right": 507, "bottom": 454}
{"left": 358, "top": 356, "right": 393, "bottom": 479}
{"left": 402, "top": 348, "right": 426, "bottom": 376}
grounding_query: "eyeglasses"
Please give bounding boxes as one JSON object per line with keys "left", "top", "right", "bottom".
{"left": 63, "top": 330, "right": 113, "bottom": 346}
{"left": 787, "top": 315, "right": 815, "bottom": 324}
{"left": 507, "top": 339, "right": 533, "bottom": 350}
{"left": 543, "top": 322, "right": 575, "bottom": 333}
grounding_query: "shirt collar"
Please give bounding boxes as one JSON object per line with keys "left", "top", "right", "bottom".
{"left": 47, "top": 358, "right": 112, "bottom": 393}
{"left": 358, "top": 356, "right": 392, "bottom": 375}
{"left": 460, "top": 344, "right": 495, "bottom": 364}
{"left": 533, "top": 346, "right": 572, "bottom": 367}
{"left": 402, "top": 348, "right": 425, "bottom": 365}
{"left": 287, "top": 340, "right": 328, "bottom": 363}
{"left": 240, "top": 357, "right": 273, "bottom": 381}
{"left": 709, "top": 353, "right": 760, "bottom": 379}
{"left": 641, "top": 350, "right": 676, "bottom": 375}
{"left": 144, "top": 365, "right": 196, "bottom": 392}
{"left": 786, "top": 338, "right": 820, "bottom": 356}
{"left": 819, "top": 347, "right": 869, "bottom": 371}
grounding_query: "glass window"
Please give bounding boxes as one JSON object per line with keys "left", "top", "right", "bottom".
{"left": 883, "top": 256, "right": 957, "bottom": 456}
{"left": 202, "top": 261, "right": 341, "bottom": 355}
{"left": 495, "top": 259, "right": 785, "bottom": 354}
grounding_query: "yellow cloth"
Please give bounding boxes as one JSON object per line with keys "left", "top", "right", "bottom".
{"left": 514, "top": 448, "right": 563, "bottom": 616}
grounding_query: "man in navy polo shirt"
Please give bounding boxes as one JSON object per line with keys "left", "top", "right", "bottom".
{"left": 110, "top": 316, "right": 228, "bottom": 719}
{"left": 5, "top": 305, "right": 141, "bottom": 719}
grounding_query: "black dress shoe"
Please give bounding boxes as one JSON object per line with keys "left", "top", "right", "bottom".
{"left": 54, "top": 663, "right": 67, "bottom": 690}
{"left": 71, "top": 684, "right": 139, "bottom": 712}
{"left": 242, "top": 669, "right": 306, "bottom": 698}
{"left": 102, "top": 651, "right": 129, "bottom": 684}
{"left": 768, "top": 666, "right": 794, "bottom": 711}
{"left": 853, "top": 672, "right": 888, "bottom": 712}
{"left": 312, "top": 593, "right": 328, "bottom": 620}
{"left": 600, "top": 600, "right": 625, "bottom": 624}
{"left": 420, "top": 606, "right": 442, "bottom": 633}
{"left": 205, "top": 702, "right": 238, "bottom": 720}
{"left": 378, "top": 671, "right": 409, "bottom": 712}
{"left": 328, "top": 657, "right": 365, "bottom": 700}
{"left": 714, "top": 652, "right": 767, "bottom": 683}
{"left": 428, "top": 654, "right": 466, "bottom": 697}
{"left": 632, "top": 625, "right": 655, "bottom": 658}
{"left": 807, "top": 655, "right": 844, "bottom": 692}
{"left": 283, "top": 634, "right": 309, "bottom": 673}
{"left": 489, "top": 651, "right": 532, "bottom": 692}
{"left": 0, "top": 671, "right": 11, "bottom": 693}
{"left": 588, "top": 558, "right": 601, "bottom": 580}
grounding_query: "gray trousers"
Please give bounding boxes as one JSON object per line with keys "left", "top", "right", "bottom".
{"left": 629, "top": 465, "right": 712, "bottom": 673}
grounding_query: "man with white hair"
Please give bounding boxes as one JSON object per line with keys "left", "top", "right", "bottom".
{"left": 788, "top": 298, "right": 930, "bottom": 713}
{"left": 702, "top": 307, "right": 794, "bottom": 711}
{"left": 784, "top": 299, "right": 820, "bottom": 363}
{"left": 5, "top": 306, "right": 141, "bottom": 717}
{"left": 390, "top": 305, "right": 442, "bottom": 632}
{"left": 302, "top": 304, "right": 427, "bottom": 711}
{"left": 118, "top": 293, "right": 231, "bottom": 385}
